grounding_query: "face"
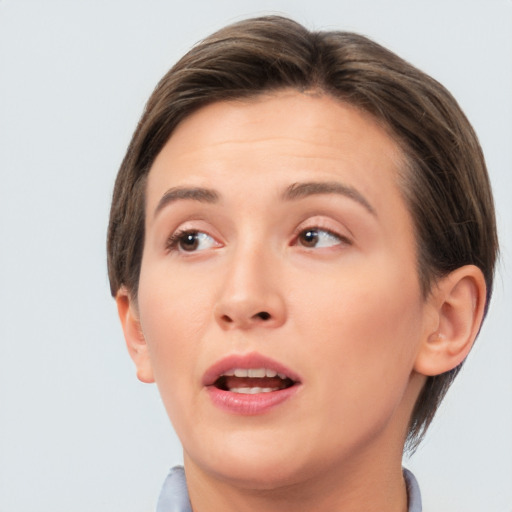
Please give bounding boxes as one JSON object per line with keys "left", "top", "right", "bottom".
{"left": 128, "top": 91, "right": 433, "bottom": 489}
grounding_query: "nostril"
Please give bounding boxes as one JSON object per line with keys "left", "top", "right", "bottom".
{"left": 216, "top": 310, "right": 274, "bottom": 327}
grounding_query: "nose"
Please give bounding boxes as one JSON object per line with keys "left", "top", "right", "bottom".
{"left": 213, "top": 245, "right": 286, "bottom": 331}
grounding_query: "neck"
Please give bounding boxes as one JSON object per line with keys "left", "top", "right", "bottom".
{"left": 184, "top": 441, "right": 409, "bottom": 512}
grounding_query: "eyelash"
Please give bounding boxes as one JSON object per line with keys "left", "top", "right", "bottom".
{"left": 166, "top": 229, "right": 217, "bottom": 253}
{"left": 293, "top": 226, "right": 351, "bottom": 249}
{"left": 166, "top": 224, "right": 351, "bottom": 255}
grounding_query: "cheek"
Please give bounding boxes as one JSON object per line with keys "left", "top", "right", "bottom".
{"left": 299, "top": 263, "right": 424, "bottom": 395}
{"left": 139, "top": 258, "right": 214, "bottom": 332}
{"left": 136, "top": 263, "right": 214, "bottom": 390}
{"left": 296, "top": 282, "right": 424, "bottom": 455}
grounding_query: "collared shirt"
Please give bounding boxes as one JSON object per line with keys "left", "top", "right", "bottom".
{"left": 156, "top": 466, "right": 422, "bottom": 512}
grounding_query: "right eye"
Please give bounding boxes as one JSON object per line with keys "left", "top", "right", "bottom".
{"left": 166, "top": 230, "right": 219, "bottom": 253}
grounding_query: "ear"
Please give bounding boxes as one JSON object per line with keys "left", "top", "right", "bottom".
{"left": 414, "top": 265, "right": 487, "bottom": 377}
{"left": 115, "top": 287, "right": 155, "bottom": 384}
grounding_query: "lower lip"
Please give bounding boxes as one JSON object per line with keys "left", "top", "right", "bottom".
{"left": 206, "top": 385, "right": 300, "bottom": 415}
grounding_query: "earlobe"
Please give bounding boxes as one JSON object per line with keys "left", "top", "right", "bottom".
{"left": 414, "top": 265, "right": 487, "bottom": 377}
{"left": 116, "top": 287, "right": 155, "bottom": 384}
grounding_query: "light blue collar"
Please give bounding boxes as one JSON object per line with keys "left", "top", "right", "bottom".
{"left": 156, "top": 466, "right": 192, "bottom": 512}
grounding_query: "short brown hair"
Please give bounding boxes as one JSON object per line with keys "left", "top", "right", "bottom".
{"left": 107, "top": 15, "right": 498, "bottom": 448}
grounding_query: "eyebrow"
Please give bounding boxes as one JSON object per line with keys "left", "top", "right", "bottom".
{"left": 154, "top": 186, "right": 219, "bottom": 218}
{"left": 153, "top": 181, "right": 376, "bottom": 218}
{"left": 282, "top": 181, "right": 376, "bottom": 216}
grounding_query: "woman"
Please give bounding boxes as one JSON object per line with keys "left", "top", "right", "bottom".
{"left": 107, "top": 16, "right": 497, "bottom": 512}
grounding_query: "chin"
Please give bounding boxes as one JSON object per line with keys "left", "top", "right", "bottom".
{"left": 205, "top": 460, "right": 311, "bottom": 492}
{"left": 184, "top": 431, "right": 316, "bottom": 491}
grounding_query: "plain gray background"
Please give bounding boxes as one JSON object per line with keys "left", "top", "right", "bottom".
{"left": 1, "top": 1, "right": 511, "bottom": 511}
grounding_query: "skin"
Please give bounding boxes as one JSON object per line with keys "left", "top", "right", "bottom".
{"left": 117, "top": 90, "right": 486, "bottom": 512}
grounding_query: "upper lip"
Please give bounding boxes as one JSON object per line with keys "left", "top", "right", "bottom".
{"left": 202, "top": 352, "right": 302, "bottom": 387}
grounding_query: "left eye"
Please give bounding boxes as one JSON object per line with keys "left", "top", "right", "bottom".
{"left": 168, "top": 230, "right": 218, "bottom": 252}
{"left": 296, "top": 228, "right": 344, "bottom": 248}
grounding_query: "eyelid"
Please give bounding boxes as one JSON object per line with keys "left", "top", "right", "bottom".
{"left": 295, "top": 228, "right": 350, "bottom": 249}
{"left": 165, "top": 223, "right": 223, "bottom": 254}
{"left": 292, "top": 217, "right": 353, "bottom": 246}
{"left": 166, "top": 230, "right": 218, "bottom": 253}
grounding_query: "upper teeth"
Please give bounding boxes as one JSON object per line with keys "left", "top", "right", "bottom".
{"left": 222, "top": 368, "right": 287, "bottom": 379}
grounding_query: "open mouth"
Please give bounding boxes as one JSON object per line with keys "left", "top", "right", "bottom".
{"left": 212, "top": 368, "right": 296, "bottom": 394}
{"left": 204, "top": 355, "right": 301, "bottom": 413}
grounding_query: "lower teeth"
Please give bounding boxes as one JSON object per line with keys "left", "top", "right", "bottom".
{"left": 230, "top": 387, "right": 279, "bottom": 394}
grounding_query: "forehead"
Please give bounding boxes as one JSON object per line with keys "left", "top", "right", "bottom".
{"left": 157, "top": 90, "right": 401, "bottom": 165}
{"left": 146, "top": 90, "right": 407, "bottom": 218}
